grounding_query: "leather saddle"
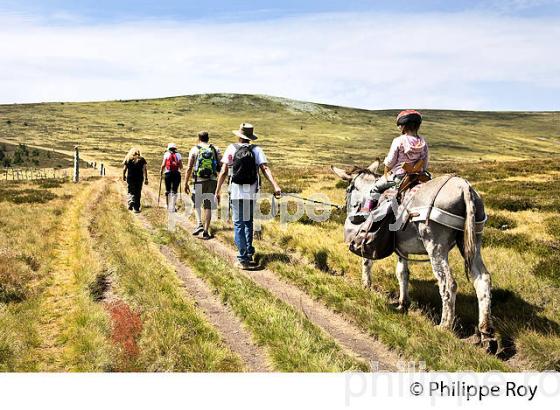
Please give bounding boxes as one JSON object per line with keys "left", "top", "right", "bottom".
{"left": 397, "top": 160, "right": 431, "bottom": 202}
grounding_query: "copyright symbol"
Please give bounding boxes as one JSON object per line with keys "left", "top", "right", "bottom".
{"left": 410, "top": 382, "right": 423, "bottom": 396}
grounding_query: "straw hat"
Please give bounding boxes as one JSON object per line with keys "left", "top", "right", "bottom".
{"left": 232, "top": 123, "right": 258, "bottom": 141}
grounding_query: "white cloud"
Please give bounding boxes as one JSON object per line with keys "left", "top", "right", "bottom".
{"left": 0, "top": 11, "right": 559, "bottom": 109}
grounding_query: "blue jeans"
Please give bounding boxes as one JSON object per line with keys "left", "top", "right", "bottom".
{"left": 231, "top": 200, "right": 255, "bottom": 263}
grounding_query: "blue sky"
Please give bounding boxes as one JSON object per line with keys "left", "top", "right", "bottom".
{"left": 1, "top": 0, "right": 559, "bottom": 110}
{"left": 4, "top": 0, "right": 560, "bottom": 22}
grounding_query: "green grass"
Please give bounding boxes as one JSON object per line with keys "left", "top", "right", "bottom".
{"left": 90, "top": 182, "right": 243, "bottom": 372}
{"left": 242, "top": 227, "right": 507, "bottom": 371}
{"left": 143, "top": 206, "right": 368, "bottom": 372}
{"left": 0, "top": 142, "right": 76, "bottom": 169}
{"left": 40, "top": 180, "right": 114, "bottom": 371}
{"left": 0, "top": 179, "right": 112, "bottom": 371}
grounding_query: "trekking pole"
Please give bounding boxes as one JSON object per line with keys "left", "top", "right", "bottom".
{"left": 157, "top": 172, "right": 163, "bottom": 207}
{"left": 178, "top": 175, "right": 182, "bottom": 204}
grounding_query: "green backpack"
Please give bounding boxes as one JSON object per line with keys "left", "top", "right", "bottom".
{"left": 195, "top": 145, "right": 219, "bottom": 179}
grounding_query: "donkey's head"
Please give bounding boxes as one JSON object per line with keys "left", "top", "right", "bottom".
{"left": 331, "top": 160, "right": 382, "bottom": 214}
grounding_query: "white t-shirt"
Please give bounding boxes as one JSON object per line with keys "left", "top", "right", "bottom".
{"left": 162, "top": 151, "right": 183, "bottom": 173}
{"left": 188, "top": 143, "right": 222, "bottom": 181}
{"left": 222, "top": 143, "right": 267, "bottom": 200}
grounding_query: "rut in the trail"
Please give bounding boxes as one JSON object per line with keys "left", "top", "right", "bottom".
{"left": 143, "top": 190, "right": 400, "bottom": 371}
{"left": 125, "top": 190, "right": 271, "bottom": 372}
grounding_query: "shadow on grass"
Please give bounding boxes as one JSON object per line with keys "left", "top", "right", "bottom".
{"left": 255, "top": 252, "right": 292, "bottom": 268}
{"left": 409, "top": 278, "right": 560, "bottom": 360}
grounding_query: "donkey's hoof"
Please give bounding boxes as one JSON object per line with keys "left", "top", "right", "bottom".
{"left": 481, "top": 337, "right": 498, "bottom": 355}
{"left": 396, "top": 303, "right": 410, "bottom": 313}
{"left": 395, "top": 306, "right": 407, "bottom": 314}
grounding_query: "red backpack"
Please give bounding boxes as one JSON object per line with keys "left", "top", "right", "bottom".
{"left": 165, "top": 152, "right": 180, "bottom": 172}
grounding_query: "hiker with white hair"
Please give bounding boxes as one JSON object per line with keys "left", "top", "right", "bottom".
{"left": 160, "top": 143, "right": 183, "bottom": 210}
{"left": 215, "top": 123, "right": 282, "bottom": 270}
{"left": 123, "top": 147, "right": 148, "bottom": 213}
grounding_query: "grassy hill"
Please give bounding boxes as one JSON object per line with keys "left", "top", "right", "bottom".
{"left": 0, "top": 94, "right": 559, "bottom": 172}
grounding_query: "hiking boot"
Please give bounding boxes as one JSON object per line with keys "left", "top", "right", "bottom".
{"left": 133, "top": 209, "right": 141, "bottom": 214}
{"left": 192, "top": 225, "right": 204, "bottom": 236}
{"left": 202, "top": 231, "right": 212, "bottom": 240}
{"left": 234, "top": 261, "right": 252, "bottom": 270}
{"left": 128, "top": 204, "right": 134, "bottom": 211}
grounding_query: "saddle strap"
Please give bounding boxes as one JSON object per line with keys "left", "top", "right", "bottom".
{"left": 425, "top": 174, "right": 456, "bottom": 224}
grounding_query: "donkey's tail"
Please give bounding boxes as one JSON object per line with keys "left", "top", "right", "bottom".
{"left": 463, "top": 184, "right": 477, "bottom": 277}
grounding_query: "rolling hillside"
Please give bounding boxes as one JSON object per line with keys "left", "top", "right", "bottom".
{"left": 1, "top": 94, "right": 559, "bottom": 372}
{"left": 0, "top": 94, "right": 559, "bottom": 172}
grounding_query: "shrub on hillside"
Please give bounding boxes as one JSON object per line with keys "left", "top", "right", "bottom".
{"left": 485, "top": 196, "right": 534, "bottom": 212}
{"left": 532, "top": 254, "right": 560, "bottom": 286}
{"left": 486, "top": 213, "right": 517, "bottom": 230}
{"left": 13, "top": 151, "right": 23, "bottom": 165}
{"left": 545, "top": 217, "right": 560, "bottom": 241}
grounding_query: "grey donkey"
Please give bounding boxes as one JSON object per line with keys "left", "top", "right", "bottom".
{"left": 332, "top": 161, "right": 496, "bottom": 352}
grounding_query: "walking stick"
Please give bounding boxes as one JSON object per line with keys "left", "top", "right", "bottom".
{"left": 178, "top": 175, "right": 182, "bottom": 204}
{"left": 157, "top": 172, "right": 163, "bottom": 207}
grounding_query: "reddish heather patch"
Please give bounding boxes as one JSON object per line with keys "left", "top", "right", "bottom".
{"left": 105, "top": 300, "right": 143, "bottom": 371}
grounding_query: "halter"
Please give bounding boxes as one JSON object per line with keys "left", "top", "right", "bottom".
{"left": 344, "top": 170, "right": 380, "bottom": 212}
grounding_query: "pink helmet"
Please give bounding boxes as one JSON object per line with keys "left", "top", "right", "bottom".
{"left": 396, "top": 109, "right": 422, "bottom": 126}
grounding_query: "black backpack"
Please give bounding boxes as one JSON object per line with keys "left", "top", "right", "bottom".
{"left": 232, "top": 144, "right": 258, "bottom": 185}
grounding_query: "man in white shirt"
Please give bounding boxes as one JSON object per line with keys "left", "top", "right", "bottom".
{"left": 215, "top": 123, "right": 281, "bottom": 269}
{"left": 185, "top": 131, "right": 222, "bottom": 240}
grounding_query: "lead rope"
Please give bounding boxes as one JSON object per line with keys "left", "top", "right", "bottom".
{"left": 280, "top": 193, "right": 344, "bottom": 209}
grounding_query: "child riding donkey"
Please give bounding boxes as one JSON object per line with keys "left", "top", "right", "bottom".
{"left": 371, "top": 110, "right": 429, "bottom": 198}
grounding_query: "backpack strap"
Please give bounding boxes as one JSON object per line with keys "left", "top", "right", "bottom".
{"left": 209, "top": 144, "right": 221, "bottom": 172}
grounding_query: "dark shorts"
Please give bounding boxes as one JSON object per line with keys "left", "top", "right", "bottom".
{"left": 164, "top": 171, "right": 181, "bottom": 194}
{"left": 193, "top": 179, "right": 218, "bottom": 210}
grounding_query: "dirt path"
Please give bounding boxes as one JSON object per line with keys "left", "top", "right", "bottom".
{"left": 143, "top": 190, "right": 400, "bottom": 371}
{"left": 120, "top": 183, "right": 271, "bottom": 372}
{"left": 37, "top": 179, "right": 111, "bottom": 371}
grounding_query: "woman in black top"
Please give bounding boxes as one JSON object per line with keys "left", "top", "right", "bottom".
{"left": 123, "top": 147, "right": 148, "bottom": 212}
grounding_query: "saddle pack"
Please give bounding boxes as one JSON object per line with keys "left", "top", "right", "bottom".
{"left": 344, "top": 159, "right": 431, "bottom": 260}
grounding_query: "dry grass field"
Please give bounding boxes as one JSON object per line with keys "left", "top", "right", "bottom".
{"left": 0, "top": 94, "right": 559, "bottom": 371}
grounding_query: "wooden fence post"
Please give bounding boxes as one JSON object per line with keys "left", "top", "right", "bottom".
{"left": 73, "top": 145, "right": 80, "bottom": 183}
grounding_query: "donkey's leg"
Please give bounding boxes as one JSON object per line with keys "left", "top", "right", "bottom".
{"left": 395, "top": 256, "right": 410, "bottom": 311}
{"left": 470, "top": 241, "right": 494, "bottom": 341}
{"left": 457, "top": 235, "right": 495, "bottom": 347}
{"left": 420, "top": 224, "right": 457, "bottom": 329}
{"left": 429, "top": 249, "right": 457, "bottom": 328}
{"left": 362, "top": 258, "right": 373, "bottom": 289}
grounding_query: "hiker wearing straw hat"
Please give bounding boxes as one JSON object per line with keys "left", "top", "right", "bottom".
{"left": 215, "top": 123, "right": 281, "bottom": 270}
{"left": 160, "top": 142, "right": 183, "bottom": 210}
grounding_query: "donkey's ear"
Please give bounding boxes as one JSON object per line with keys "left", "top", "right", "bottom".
{"left": 331, "top": 166, "right": 353, "bottom": 181}
{"left": 367, "top": 159, "right": 380, "bottom": 174}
